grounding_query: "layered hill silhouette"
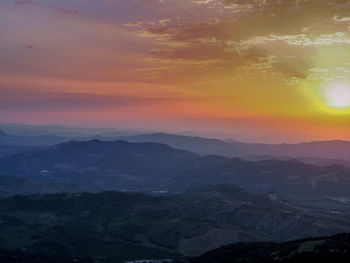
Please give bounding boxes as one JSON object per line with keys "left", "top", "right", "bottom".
{"left": 0, "top": 129, "right": 75, "bottom": 146}
{"left": 1, "top": 139, "right": 350, "bottom": 196}
{"left": 0, "top": 140, "right": 197, "bottom": 192}
{"left": 120, "top": 133, "right": 350, "bottom": 163}
{"left": 3, "top": 129, "right": 350, "bottom": 162}
{"left": 0, "top": 129, "right": 108, "bottom": 147}
{"left": 1, "top": 136, "right": 350, "bottom": 262}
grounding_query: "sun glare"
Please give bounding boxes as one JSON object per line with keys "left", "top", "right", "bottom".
{"left": 325, "top": 82, "right": 350, "bottom": 108}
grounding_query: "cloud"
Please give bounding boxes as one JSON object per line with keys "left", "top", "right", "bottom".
{"left": 54, "top": 8, "right": 79, "bottom": 15}
{"left": 4, "top": 0, "right": 350, "bottom": 83}
{"left": 125, "top": 19, "right": 171, "bottom": 27}
{"left": 0, "top": 90, "right": 182, "bottom": 111}
{"left": 130, "top": 0, "right": 350, "bottom": 82}
{"left": 13, "top": 0, "right": 34, "bottom": 5}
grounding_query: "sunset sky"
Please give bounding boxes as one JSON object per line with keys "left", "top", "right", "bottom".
{"left": 2, "top": 0, "right": 350, "bottom": 142}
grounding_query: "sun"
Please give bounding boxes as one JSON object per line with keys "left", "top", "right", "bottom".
{"left": 325, "top": 82, "right": 350, "bottom": 108}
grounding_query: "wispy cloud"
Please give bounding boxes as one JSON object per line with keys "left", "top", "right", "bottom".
{"left": 0, "top": 90, "right": 185, "bottom": 111}
{"left": 13, "top": 0, "right": 34, "bottom": 6}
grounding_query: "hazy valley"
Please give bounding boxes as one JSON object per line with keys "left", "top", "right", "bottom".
{"left": 1, "top": 129, "right": 350, "bottom": 262}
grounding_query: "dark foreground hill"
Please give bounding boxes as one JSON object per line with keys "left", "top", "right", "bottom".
{"left": 2, "top": 233, "right": 350, "bottom": 263}
{"left": 0, "top": 249, "right": 107, "bottom": 263}
{"left": 1, "top": 140, "right": 350, "bottom": 196}
{"left": 0, "top": 185, "right": 350, "bottom": 261}
{"left": 190, "top": 233, "right": 350, "bottom": 263}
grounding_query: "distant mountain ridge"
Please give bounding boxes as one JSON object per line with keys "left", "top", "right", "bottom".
{"left": 120, "top": 133, "right": 350, "bottom": 162}
{"left": 0, "top": 129, "right": 117, "bottom": 147}
{"left": 3, "top": 128, "right": 350, "bottom": 162}
{"left": 0, "top": 129, "right": 78, "bottom": 146}
{"left": 1, "top": 139, "right": 350, "bottom": 196}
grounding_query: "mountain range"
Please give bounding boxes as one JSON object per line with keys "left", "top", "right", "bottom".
{"left": 3, "top": 129, "right": 350, "bottom": 163}
{"left": 1, "top": 129, "right": 350, "bottom": 262}
{"left": 1, "top": 139, "right": 350, "bottom": 196}
{"left": 120, "top": 133, "right": 350, "bottom": 163}
{"left": 0, "top": 129, "right": 81, "bottom": 146}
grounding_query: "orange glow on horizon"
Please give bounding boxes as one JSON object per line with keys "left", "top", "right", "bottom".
{"left": 1, "top": 0, "right": 350, "bottom": 142}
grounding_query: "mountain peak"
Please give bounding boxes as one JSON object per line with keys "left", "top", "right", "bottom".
{"left": 54, "top": 138, "right": 186, "bottom": 155}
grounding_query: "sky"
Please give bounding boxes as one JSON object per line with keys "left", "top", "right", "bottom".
{"left": 2, "top": 0, "right": 350, "bottom": 142}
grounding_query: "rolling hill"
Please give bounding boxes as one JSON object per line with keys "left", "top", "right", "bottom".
{"left": 1, "top": 139, "right": 350, "bottom": 196}
{"left": 121, "top": 133, "right": 350, "bottom": 163}
{"left": 0, "top": 129, "right": 77, "bottom": 146}
{"left": 2, "top": 233, "right": 350, "bottom": 263}
{"left": 0, "top": 185, "right": 349, "bottom": 261}
{"left": 0, "top": 175, "right": 96, "bottom": 198}
{"left": 0, "top": 144, "right": 41, "bottom": 158}
{"left": 0, "top": 140, "right": 198, "bottom": 191}
{"left": 190, "top": 233, "right": 350, "bottom": 263}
